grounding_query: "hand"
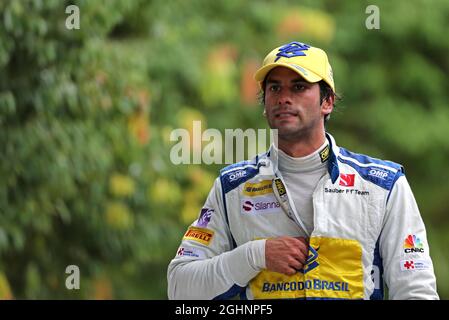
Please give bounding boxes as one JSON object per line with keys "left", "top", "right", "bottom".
{"left": 265, "top": 236, "right": 309, "bottom": 276}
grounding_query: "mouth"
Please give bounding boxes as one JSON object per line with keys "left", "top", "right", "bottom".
{"left": 274, "top": 111, "right": 299, "bottom": 119}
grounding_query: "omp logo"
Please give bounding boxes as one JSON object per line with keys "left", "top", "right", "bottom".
{"left": 274, "top": 178, "right": 286, "bottom": 196}
{"left": 241, "top": 197, "right": 280, "bottom": 214}
{"left": 243, "top": 180, "right": 273, "bottom": 197}
{"left": 319, "top": 145, "right": 330, "bottom": 163}
{"left": 339, "top": 174, "right": 355, "bottom": 187}
{"left": 403, "top": 234, "right": 424, "bottom": 253}
{"left": 368, "top": 168, "right": 389, "bottom": 180}
{"left": 183, "top": 227, "right": 214, "bottom": 246}
{"left": 298, "top": 246, "right": 320, "bottom": 274}
{"left": 229, "top": 170, "right": 247, "bottom": 182}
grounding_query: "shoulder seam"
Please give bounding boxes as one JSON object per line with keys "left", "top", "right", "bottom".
{"left": 338, "top": 154, "right": 399, "bottom": 173}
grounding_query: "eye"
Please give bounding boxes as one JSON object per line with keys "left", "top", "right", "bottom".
{"left": 269, "top": 84, "right": 280, "bottom": 92}
{"left": 293, "top": 83, "right": 305, "bottom": 91}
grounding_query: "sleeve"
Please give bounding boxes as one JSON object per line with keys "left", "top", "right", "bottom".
{"left": 380, "top": 175, "right": 439, "bottom": 300}
{"left": 167, "top": 177, "right": 266, "bottom": 300}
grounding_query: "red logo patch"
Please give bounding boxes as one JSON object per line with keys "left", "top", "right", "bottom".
{"left": 339, "top": 174, "right": 355, "bottom": 187}
{"left": 403, "top": 260, "right": 415, "bottom": 270}
{"left": 242, "top": 201, "right": 253, "bottom": 212}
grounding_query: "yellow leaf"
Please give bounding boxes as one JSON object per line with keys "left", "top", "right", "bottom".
{"left": 105, "top": 202, "right": 134, "bottom": 230}
{"left": 92, "top": 277, "right": 113, "bottom": 300}
{"left": 0, "top": 272, "right": 13, "bottom": 300}
{"left": 181, "top": 202, "right": 202, "bottom": 225}
{"left": 128, "top": 113, "right": 150, "bottom": 145}
{"left": 148, "top": 178, "right": 182, "bottom": 206}
{"left": 187, "top": 167, "right": 215, "bottom": 199}
{"left": 109, "top": 173, "right": 135, "bottom": 197}
{"left": 176, "top": 107, "right": 207, "bottom": 132}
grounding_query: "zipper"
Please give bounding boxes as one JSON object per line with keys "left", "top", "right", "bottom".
{"left": 271, "top": 171, "right": 311, "bottom": 238}
{"left": 272, "top": 170, "right": 330, "bottom": 240}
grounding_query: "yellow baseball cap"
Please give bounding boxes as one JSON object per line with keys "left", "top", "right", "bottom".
{"left": 254, "top": 41, "right": 335, "bottom": 92}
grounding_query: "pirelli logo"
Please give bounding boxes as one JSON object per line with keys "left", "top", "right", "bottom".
{"left": 243, "top": 180, "right": 273, "bottom": 196}
{"left": 183, "top": 226, "right": 214, "bottom": 245}
{"left": 274, "top": 178, "right": 286, "bottom": 197}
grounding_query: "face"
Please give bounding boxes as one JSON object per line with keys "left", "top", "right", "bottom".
{"left": 264, "top": 67, "right": 333, "bottom": 141}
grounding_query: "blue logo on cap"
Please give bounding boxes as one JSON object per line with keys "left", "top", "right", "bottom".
{"left": 275, "top": 42, "right": 310, "bottom": 62}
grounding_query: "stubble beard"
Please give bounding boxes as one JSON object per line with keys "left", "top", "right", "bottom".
{"left": 267, "top": 116, "right": 307, "bottom": 142}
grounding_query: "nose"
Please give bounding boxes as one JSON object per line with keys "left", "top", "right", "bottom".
{"left": 277, "top": 90, "right": 292, "bottom": 106}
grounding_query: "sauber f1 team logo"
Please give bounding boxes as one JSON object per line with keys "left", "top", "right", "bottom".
{"left": 403, "top": 234, "right": 425, "bottom": 253}
{"left": 339, "top": 173, "right": 355, "bottom": 187}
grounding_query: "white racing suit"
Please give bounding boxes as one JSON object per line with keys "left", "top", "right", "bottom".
{"left": 167, "top": 133, "right": 439, "bottom": 300}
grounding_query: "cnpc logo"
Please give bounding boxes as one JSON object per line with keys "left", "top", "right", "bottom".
{"left": 404, "top": 247, "right": 424, "bottom": 253}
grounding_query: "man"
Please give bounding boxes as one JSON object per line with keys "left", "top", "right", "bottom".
{"left": 167, "top": 41, "right": 439, "bottom": 300}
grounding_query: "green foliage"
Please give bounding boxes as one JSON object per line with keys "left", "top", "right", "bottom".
{"left": 1, "top": 0, "right": 448, "bottom": 299}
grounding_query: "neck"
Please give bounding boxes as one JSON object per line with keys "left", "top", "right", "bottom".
{"left": 277, "top": 130, "right": 326, "bottom": 157}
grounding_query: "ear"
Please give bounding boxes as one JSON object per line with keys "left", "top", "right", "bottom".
{"left": 321, "top": 94, "right": 334, "bottom": 118}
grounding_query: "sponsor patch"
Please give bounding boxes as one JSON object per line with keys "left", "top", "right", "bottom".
{"left": 403, "top": 234, "right": 425, "bottom": 254}
{"left": 319, "top": 145, "right": 330, "bottom": 163}
{"left": 274, "top": 178, "right": 286, "bottom": 197}
{"left": 275, "top": 41, "right": 310, "bottom": 61}
{"left": 243, "top": 180, "right": 273, "bottom": 197}
{"left": 250, "top": 237, "right": 364, "bottom": 299}
{"left": 401, "top": 259, "right": 430, "bottom": 271}
{"left": 339, "top": 173, "right": 355, "bottom": 187}
{"left": 229, "top": 170, "right": 246, "bottom": 182}
{"left": 176, "top": 246, "right": 206, "bottom": 259}
{"left": 298, "top": 246, "right": 320, "bottom": 274}
{"left": 196, "top": 208, "right": 214, "bottom": 227}
{"left": 241, "top": 196, "right": 281, "bottom": 215}
{"left": 183, "top": 226, "right": 214, "bottom": 246}
{"left": 324, "top": 187, "right": 369, "bottom": 196}
{"left": 368, "top": 168, "right": 389, "bottom": 180}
